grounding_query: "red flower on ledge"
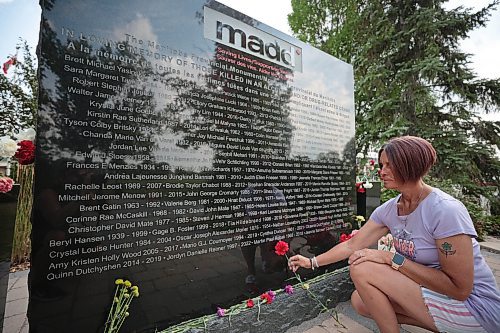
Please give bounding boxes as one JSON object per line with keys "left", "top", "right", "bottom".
{"left": 340, "top": 229, "right": 359, "bottom": 242}
{"left": 14, "top": 140, "right": 35, "bottom": 165}
{"left": 340, "top": 233, "right": 351, "bottom": 242}
{"left": 246, "top": 299, "right": 254, "bottom": 308}
{"left": 260, "top": 292, "right": 273, "bottom": 304}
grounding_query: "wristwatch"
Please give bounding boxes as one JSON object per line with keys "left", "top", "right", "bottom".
{"left": 391, "top": 252, "right": 405, "bottom": 270}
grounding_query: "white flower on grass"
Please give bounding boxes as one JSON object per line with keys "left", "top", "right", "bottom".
{"left": 0, "top": 136, "right": 18, "bottom": 158}
{"left": 15, "top": 128, "right": 36, "bottom": 141}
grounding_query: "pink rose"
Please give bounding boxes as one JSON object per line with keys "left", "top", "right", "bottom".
{"left": 0, "top": 177, "right": 14, "bottom": 193}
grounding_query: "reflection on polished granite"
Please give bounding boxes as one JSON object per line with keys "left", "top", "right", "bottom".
{"left": 4, "top": 238, "right": 500, "bottom": 333}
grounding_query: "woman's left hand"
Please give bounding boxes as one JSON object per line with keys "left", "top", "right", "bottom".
{"left": 348, "top": 248, "right": 391, "bottom": 266}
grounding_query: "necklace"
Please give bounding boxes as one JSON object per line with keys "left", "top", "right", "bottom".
{"left": 399, "top": 184, "right": 425, "bottom": 227}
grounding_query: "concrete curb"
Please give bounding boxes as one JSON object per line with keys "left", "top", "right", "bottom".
{"left": 479, "top": 242, "right": 500, "bottom": 254}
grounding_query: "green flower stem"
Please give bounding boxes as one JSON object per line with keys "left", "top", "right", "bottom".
{"left": 114, "top": 291, "right": 137, "bottom": 332}
{"left": 105, "top": 282, "right": 139, "bottom": 333}
{"left": 285, "top": 254, "right": 346, "bottom": 329}
{"left": 228, "top": 307, "right": 232, "bottom": 327}
{"left": 105, "top": 285, "right": 121, "bottom": 331}
{"left": 257, "top": 298, "right": 261, "bottom": 322}
{"left": 108, "top": 286, "right": 125, "bottom": 331}
{"left": 115, "top": 312, "right": 129, "bottom": 333}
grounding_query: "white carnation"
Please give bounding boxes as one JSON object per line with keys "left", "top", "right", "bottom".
{"left": 364, "top": 181, "right": 374, "bottom": 189}
{"left": 15, "top": 128, "right": 36, "bottom": 141}
{"left": 0, "top": 136, "right": 18, "bottom": 158}
{"left": 356, "top": 152, "right": 364, "bottom": 159}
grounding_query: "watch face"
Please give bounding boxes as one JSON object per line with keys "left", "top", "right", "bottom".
{"left": 393, "top": 253, "right": 405, "bottom": 265}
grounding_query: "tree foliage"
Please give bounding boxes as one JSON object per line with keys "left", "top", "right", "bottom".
{"left": 0, "top": 39, "right": 38, "bottom": 136}
{"left": 288, "top": 0, "right": 500, "bottom": 193}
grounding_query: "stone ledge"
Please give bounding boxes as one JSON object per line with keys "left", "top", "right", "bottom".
{"left": 169, "top": 267, "right": 354, "bottom": 333}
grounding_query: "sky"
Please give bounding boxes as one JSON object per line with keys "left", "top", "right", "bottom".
{"left": 1, "top": 0, "right": 499, "bottom": 120}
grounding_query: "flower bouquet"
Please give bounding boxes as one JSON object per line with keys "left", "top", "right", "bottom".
{"left": 0, "top": 128, "right": 36, "bottom": 265}
{"left": 104, "top": 279, "right": 140, "bottom": 333}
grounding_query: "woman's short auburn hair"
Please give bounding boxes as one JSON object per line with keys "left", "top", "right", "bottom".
{"left": 378, "top": 136, "right": 437, "bottom": 183}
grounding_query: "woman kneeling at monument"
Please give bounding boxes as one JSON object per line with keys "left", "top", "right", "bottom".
{"left": 289, "top": 136, "right": 500, "bottom": 333}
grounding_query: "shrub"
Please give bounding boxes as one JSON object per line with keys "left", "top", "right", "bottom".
{"left": 380, "top": 177, "right": 496, "bottom": 240}
{"left": 483, "top": 215, "right": 500, "bottom": 237}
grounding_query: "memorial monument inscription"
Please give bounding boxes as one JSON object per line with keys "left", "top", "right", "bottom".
{"left": 32, "top": 0, "right": 355, "bottom": 331}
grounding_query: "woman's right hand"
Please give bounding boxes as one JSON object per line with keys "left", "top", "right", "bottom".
{"left": 288, "top": 254, "right": 311, "bottom": 272}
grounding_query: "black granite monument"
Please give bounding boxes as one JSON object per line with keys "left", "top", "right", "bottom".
{"left": 32, "top": 1, "right": 355, "bottom": 331}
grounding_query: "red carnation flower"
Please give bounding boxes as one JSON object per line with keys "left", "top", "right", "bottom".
{"left": 260, "top": 292, "right": 273, "bottom": 304}
{"left": 340, "top": 233, "right": 352, "bottom": 242}
{"left": 14, "top": 140, "right": 35, "bottom": 165}
{"left": 274, "top": 240, "right": 289, "bottom": 256}
{"left": 355, "top": 182, "right": 366, "bottom": 193}
{"left": 246, "top": 299, "right": 254, "bottom": 308}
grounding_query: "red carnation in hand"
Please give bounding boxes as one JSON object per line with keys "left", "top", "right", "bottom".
{"left": 14, "top": 140, "right": 35, "bottom": 165}
{"left": 274, "top": 240, "right": 289, "bottom": 256}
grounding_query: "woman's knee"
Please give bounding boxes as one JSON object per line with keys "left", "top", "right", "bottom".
{"left": 349, "top": 261, "right": 376, "bottom": 283}
{"left": 351, "top": 290, "right": 371, "bottom": 317}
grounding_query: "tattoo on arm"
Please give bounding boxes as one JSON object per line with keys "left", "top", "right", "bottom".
{"left": 439, "top": 242, "right": 457, "bottom": 257}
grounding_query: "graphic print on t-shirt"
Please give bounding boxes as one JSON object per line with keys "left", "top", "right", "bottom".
{"left": 393, "top": 227, "right": 416, "bottom": 260}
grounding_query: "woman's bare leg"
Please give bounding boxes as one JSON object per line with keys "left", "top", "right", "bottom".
{"left": 349, "top": 261, "right": 438, "bottom": 333}
{"left": 351, "top": 291, "right": 434, "bottom": 329}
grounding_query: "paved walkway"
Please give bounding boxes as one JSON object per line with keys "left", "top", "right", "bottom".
{"left": 2, "top": 270, "right": 28, "bottom": 333}
{"left": 2, "top": 237, "right": 499, "bottom": 333}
